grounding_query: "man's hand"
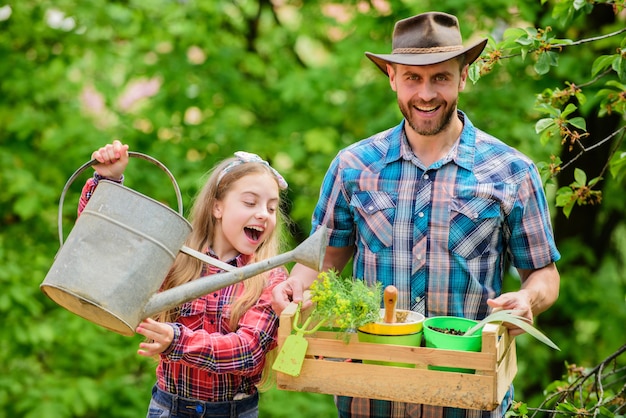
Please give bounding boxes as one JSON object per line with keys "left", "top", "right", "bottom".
{"left": 488, "top": 263, "right": 560, "bottom": 337}
{"left": 271, "top": 244, "right": 354, "bottom": 315}
{"left": 487, "top": 292, "right": 532, "bottom": 337}
{"left": 271, "top": 276, "right": 311, "bottom": 315}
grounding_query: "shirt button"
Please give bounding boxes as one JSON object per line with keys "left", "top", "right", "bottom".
{"left": 368, "top": 205, "right": 374, "bottom": 211}
{"left": 416, "top": 255, "right": 422, "bottom": 260}
{"left": 424, "top": 174, "right": 429, "bottom": 179}
{"left": 418, "top": 212, "right": 424, "bottom": 218}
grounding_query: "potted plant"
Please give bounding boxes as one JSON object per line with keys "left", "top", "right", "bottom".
{"left": 423, "top": 311, "right": 560, "bottom": 373}
{"left": 357, "top": 285, "right": 425, "bottom": 368}
{"left": 308, "top": 269, "right": 383, "bottom": 337}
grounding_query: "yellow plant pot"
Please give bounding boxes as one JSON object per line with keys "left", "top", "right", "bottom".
{"left": 358, "top": 309, "right": 425, "bottom": 335}
{"left": 357, "top": 309, "right": 425, "bottom": 368}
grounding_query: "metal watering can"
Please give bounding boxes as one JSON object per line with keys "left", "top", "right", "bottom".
{"left": 40, "top": 152, "right": 327, "bottom": 336}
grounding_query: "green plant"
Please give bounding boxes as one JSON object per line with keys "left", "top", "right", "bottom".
{"left": 506, "top": 344, "right": 626, "bottom": 418}
{"left": 464, "top": 310, "right": 560, "bottom": 351}
{"left": 308, "top": 269, "right": 382, "bottom": 336}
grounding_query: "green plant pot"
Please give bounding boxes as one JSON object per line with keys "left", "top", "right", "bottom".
{"left": 357, "top": 310, "right": 425, "bottom": 368}
{"left": 423, "top": 316, "right": 482, "bottom": 373}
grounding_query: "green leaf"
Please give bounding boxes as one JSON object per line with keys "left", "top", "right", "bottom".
{"left": 503, "top": 27, "right": 528, "bottom": 39}
{"left": 609, "top": 151, "right": 626, "bottom": 181}
{"left": 535, "top": 52, "right": 552, "bottom": 74}
{"left": 615, "top": 56, "right": 626, "bottom": 82}
{"left": 574, "top": 168, "right": 587, "bottom": 185}
{"left": 587, "top": 176, "right": 602, "bottom": 187}
{"left": 539, "top": 124, "right": 560, "bottom": 146}
{"left": 549, "top": 51, "right": 559, "bottom": 65}
{"left": 561, "top": 103, "right": 578, "bottom": 118}
{"left": 535, "top": 118, "right": 555, "bottom": 134}
{"left": 464, "top": 310, "right": 560, "bottom": 350}
{"left": 605, "top": 80, "right": 626, "bottom": 89}
{"left": 562, "top": 199, "right": 575, "bottom": 218}
{"left": 556, "top": 401, "right": 579, "bottom": 413}
{"left": 534, "top": 102, "right": 560, "bottom": 116}
{"left": 555, "top": 186, "right": 574, "bottom": 207}
{"left": 468, "top": 63, "right": 481, "bottom": 84}
{"left": 591, "top": 54, "right": 616, "bottom": 77}
{"left": 568, "top": 116, "right": 586, "bottom": 131}
{"left": 598, "top": 406, "right": 615, "bottom": 417}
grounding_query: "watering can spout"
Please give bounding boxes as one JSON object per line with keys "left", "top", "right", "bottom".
{"left": 142, "top": 226, "right": 328, "bottom": 320}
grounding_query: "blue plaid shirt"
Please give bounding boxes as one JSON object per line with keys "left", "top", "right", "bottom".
{"left": 311, "top": 111, "right": 560, "bottom": 321}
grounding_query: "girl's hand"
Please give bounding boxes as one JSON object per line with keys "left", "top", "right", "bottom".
{"left": 92, "top": 140, "right": 129, "bottom": 180}
{"left": 136, "top": 318, "right": 174, "bottom": 357}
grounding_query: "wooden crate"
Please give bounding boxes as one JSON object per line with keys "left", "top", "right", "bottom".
{"left": 275, "top": 303, "right": 517, "bottom": 411}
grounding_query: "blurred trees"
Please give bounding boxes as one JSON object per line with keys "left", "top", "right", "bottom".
{"left": 1, "top": 0, "right": 624, "bottom": 416}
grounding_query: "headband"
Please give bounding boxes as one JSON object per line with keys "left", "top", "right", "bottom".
{"left": 217, "top": 151, "right": 288, "bottom": 190}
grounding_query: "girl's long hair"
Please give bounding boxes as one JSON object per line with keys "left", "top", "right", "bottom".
{"left": 154, "top": 156, "right": 288, "bottom": 390}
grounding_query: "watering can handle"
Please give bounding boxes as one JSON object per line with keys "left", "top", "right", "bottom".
{"left": 57, "top": 151, "right": 184, "bottom": 247}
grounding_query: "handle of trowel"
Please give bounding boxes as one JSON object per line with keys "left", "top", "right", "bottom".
{"left": 383, "top": 285, "right": 398, "bottom": 324}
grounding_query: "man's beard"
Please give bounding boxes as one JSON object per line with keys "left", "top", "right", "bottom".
{"left": 399, "top": 97, "right": 458, "bottom": 136}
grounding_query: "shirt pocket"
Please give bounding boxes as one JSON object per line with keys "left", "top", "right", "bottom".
{"left": 350, "top": 191, "right": 397, "bottom": 253}
{"left": 178, "top": 297, "right": 208, "bottom": 330}
{"left": 449, "top": 196, "right": 502, "bottom": 260}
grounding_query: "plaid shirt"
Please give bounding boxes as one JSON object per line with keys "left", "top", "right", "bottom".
{"left": 158, "top": 258, "right": 287, "bottom": 401}
{"left": 313, "top": 112, "right": 561, "bottom": 418}
{"left": 79, "top": 175, "right": 287, "bottom": 402}
{"left": 312, "top": 111, "right": 560, "bottom": 319}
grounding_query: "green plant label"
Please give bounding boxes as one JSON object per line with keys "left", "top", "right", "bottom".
{"left": 272, "top": 334, "right": 309, "bottom": 377}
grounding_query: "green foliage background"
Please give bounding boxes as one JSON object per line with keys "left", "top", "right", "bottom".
{"left": 1, "top": 0, "right": 625, "bottom": 417}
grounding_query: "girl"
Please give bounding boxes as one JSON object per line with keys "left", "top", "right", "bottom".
{"left": 80, "top": 140, "right": 289, "bottom": 418}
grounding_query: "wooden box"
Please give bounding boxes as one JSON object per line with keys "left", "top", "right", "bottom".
{"left": 275, "top": 303, "right": 517, "bottom": 411}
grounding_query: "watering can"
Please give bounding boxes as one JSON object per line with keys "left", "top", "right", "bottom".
{"left": 40, "top": 152, "right": 327, "bottom": 336}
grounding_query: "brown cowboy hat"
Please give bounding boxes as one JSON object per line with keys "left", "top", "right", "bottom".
{"left": 365, "top": 12, "right": 487, "bottom": 76}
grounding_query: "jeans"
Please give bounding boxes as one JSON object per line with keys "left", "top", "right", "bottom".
{"left": 147, "top": 384, "right": 259, "bottom": 418}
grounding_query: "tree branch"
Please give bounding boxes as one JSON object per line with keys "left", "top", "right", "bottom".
{"left": 552, "top": 26, "right": 626, "bottom": 48}
{"left": 528, "top": 344, "right": 626, "bottom": 418}
{"left": 494, "top": 26, "right": 626, "bottom": 60}
{"left": 558, "top": 125, "right": 626, "bottom": 175}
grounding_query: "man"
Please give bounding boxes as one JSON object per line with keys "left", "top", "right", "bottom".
{"left": 273, "top": 12, "right": 560, "bottom": 418}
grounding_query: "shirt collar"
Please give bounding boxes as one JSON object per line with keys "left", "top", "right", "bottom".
{"left": 204, "top": 248, "right": 251, "bottom": 269}
{"left": 452, "top": 110, "right": 476, "bottom": 172}
{"left": 382, "top": 123, "right": 406, "bottom": 166}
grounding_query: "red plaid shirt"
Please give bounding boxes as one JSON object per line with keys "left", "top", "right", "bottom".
{"left": 157, "top": 258, "right": 286, "bottom": 401}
